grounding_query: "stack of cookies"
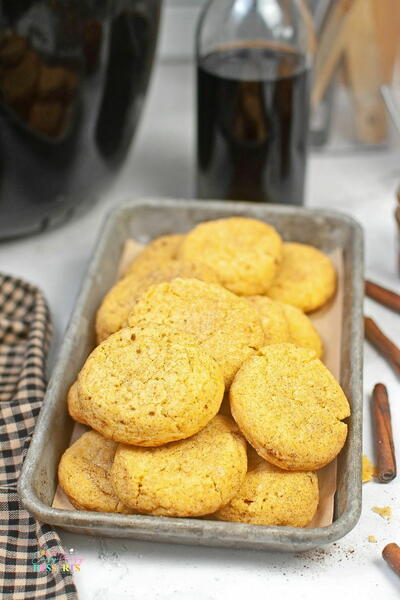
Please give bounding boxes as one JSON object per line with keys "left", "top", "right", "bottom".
{"left": 59, "top": 217, "right": 350, "bottom": 528}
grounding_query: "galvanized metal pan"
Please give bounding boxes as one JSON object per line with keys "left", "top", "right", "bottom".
{"left": 18, "top": 199, "right": 364, "bottom": 552}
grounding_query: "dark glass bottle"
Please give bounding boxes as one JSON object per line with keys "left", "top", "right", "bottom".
{"left": 0, "top": 0, "right": 161, "bottom": 239}
{"left": 196, "top": 0, "right": 314, "bottom": 205}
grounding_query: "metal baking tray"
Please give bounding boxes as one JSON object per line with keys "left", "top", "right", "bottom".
{"left": 19, "top": 199, "right": 364, "bottom": 552}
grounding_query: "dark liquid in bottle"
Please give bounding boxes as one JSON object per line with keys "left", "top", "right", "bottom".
{"left": 197, "top": 44, "right": 310, "bottom": 205}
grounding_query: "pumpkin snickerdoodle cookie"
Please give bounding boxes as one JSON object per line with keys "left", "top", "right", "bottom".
{"left": 95, "top": 259, "right": 218, "bottom": 343}
{"left": 230, "top": 343, "right": 350, "bottom": 471}
{"left": 127, "top": 233, "right": 184, "bottom": 272}
{"left": 282, "top": 302, "right": 323, "bottom": 357}
{"left": 179, "top": 217, "right": 282, "bottom": 296}
{"left": 213, "top": 460, "right": 319, "bottom": 527}
{"left": 247, "top": 295, "right": 290, "bottom": 344}
{"left": 126, "top": 255, "right": 219, "bottom": 284}
{"left": 111, "top": 415, "right": 247, "bottom": 517}
{"left": 77, "top": 325, "right": 224, "bottom": 446}
{"left": 128, "top": 278, "right": 265, "bottom": 385}
{"left": 247, "top": 296, "right": 323, "bottom": 357}
{"left": 58, "top": 430, "right": 130, "bottom": 513}
{"left": 267, "top": 242, "right": 336, "bottom": 312}
{"left": 67, "top": 381, "right": 86, "bottom": 425}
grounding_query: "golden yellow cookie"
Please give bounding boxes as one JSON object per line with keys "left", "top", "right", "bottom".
{"left": 267, "top": 242, "right": 336, "bottom": 312}
{"left": 127, "top": 255, "right": 219, "bottom": 284}
{"left": 230, "top": 343, "right": 350, "bottom": 471}
{"left": 78, "top": 325, "right": 224, "bottom": 446}
{"left": 58, "top": 430, "right": 130, "bottom": 513}
{"left": 247, "top": 296, "right": 323, "bottom": 357}
{"left": 67, "top": 381, "right": 86, "bottom": 425}
{"left": 127, "top": 234, "right": 184, "bottom": 272}
{"left": 128, "top": 278, "right": 265, "bottom": 385}
{"left": 180, "top": 217, "right": 282, "bottom": 295}
{"left": 111, "top": 415, "right": 247, "bottom": 517}
{"left": 246, "top": 296, "right": 290, "bottom": 345}
{"left": 95, "top": 259, "right": 219, "bottom": 343}
{"left": 282, "top": 302, "right": 323, "bottom": 357}
{"left": 213, "top": 461, "right": 319, "bottom": 527}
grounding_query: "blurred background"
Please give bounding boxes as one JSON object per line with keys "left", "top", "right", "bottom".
{"left": 1, "top": 0, "right": 400, "bottom": 240}
{"left": 160, "top": 0, "right": 400, "bottom": 150}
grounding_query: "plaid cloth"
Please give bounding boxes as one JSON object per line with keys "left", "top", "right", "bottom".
{"left": 0, "top": 274, "right": 77, "bottom": 600}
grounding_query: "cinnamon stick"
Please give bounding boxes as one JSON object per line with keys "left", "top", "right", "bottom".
{"left": 364, "top": 316, "right": 400, "bottom": 376}
{"left": 365, "top": 280, "right": 400, "bottom": 313}
{"left": 382, "top": 543, "right": 400, "bottom": 577}
{"left": 372, "top": 383, "right": 396, "bottom": 483}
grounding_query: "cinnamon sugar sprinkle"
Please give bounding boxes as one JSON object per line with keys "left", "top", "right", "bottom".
{"left": 371, "top": 506, "right": 392, "bottom": 520}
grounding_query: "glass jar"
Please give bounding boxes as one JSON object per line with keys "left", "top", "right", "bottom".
{"left": 0, "top": 0, "right": 162, "bottom": 239}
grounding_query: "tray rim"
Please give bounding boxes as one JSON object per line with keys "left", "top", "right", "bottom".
{"left": 18, "top": 198, "right": 364, "bottom": 552}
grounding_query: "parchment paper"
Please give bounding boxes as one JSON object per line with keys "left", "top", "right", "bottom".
{"left": 53, "top": 242, "right": 344, "bottom": 529}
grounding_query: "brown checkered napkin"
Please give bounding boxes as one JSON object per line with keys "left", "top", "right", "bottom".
{"left": 0, "top": 274, "right": 77, "bottom": 600}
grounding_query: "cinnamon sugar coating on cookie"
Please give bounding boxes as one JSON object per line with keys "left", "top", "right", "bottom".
{"left": 180, "top": 217, "right": 282, "bottom": 296}
{"left": 58, "top": 430, "right": 130, "bottom": 513}
{"left": 78, "top": 325, "right": 224, "bottom": 446}
{"left": 230, "top": 343, "right": 350, "bottom": 471}
{"left": 128, "top": 278, "right": 264, "bottom": 385}
{"left": 111, "top": 415, "right": 247, "bottom": 517}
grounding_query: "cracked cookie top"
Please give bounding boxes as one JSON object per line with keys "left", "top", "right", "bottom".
{"left": 230, "top": 343, "right": 350, "bottom": 471}
{"left": 111, "top": 415, "right": 247, "bottom": 517}
{"left": 77, "top": 325, "right": 224, "bottom": 446}
{"left": 95, "top": 259, "right": 219, "bottom": 344}
{"left": 128, "top": 278, "right": 265, "bottom": 385}
{"left": 179, "top": 217, "right": 282, "bottom": 296}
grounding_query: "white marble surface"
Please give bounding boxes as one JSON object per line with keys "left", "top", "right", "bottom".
{"left": 2, "top": 60, "right": 400, "bottom": 599}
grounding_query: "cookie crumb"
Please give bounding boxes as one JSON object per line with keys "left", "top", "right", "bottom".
{"left": 371, "top": 506, "right": 392, "bottom": 520}
{"left": 362, "top": 455, "right": 376, "bottom": 483}
{"left": 368, "top": 535, "right": 377, "bottom": 543}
